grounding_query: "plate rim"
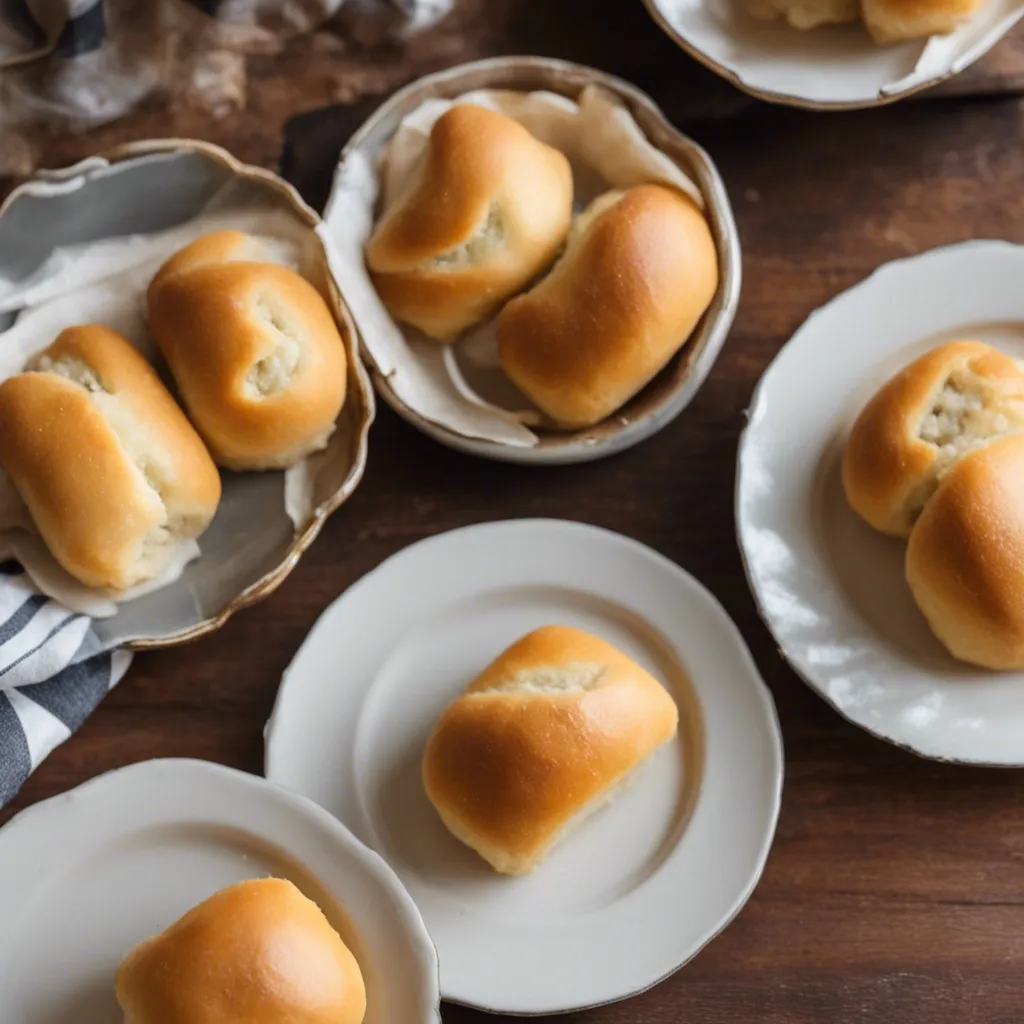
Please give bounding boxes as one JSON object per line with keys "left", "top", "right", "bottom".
{"left": 641, "top": 0, "right": 1024, "bottom": 111}
{"left": 735, "top": 237, "right": 1024, "bottom": 767}
{"left": 265, "top": 516, "right": 785, "bottom": 1014}
{"left": 0, "top": 757, "right": 442, "bottom": 1021}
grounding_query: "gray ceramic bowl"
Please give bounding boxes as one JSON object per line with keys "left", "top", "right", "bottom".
{"left": 328, "top": 56, "right": 741, "bottom": 466}
{"left": 0, "top": 141, "right": 374, "bottom": 648}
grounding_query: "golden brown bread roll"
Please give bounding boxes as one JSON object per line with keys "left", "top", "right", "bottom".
{"left": 906, "top": 435, "right": 1024, "bottom": 670}
{"left": 496, "top": 184, "right": 719, "bottom": 430}
{"left": 862, "top": 0, "right": 986, "bottom": 43}
{"left": 0, "top": 325, "right": 221, "bottom": 590}
{"left": 115, "top": 878, "right": 367, "bottom": 1024}
{"left": 147, "top": 230, "right": 348, "bottom": 471}
{"left": 422, "top": 625, "right": 679, "bottom": 876}
{"left": 842, "top": 341, "right": 1024, "bottom": 538}
{"left": 365, "top": 104, "right": 574, "bottom": 340}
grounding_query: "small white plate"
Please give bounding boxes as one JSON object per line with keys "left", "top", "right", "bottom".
{"left": 0, "top": 759, "right": 440, "bottom": 1024}
{"left": 265, "top": 519, "right": 783, "bottom": 1014}
{"left": 737, "top": 240, "right": 1024, "bottom": 765}
{"left": 644, "top": 0, "right": 1024, "bottom": 109}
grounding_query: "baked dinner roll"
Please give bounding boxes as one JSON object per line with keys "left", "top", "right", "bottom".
{"left": 365, "top": 104, "right": 574, "bottom": 340}
{"left": 115, "top": 878, "right": 367, "bottom": 1024}
{"left": 422, "top": 625, "right": 679, "bottom": 876}
{"left": 862, "top": 0, "right": 985, "bottom": 44}
{"left": 842, "top": 341, "right": 1024, "bottom": 538}
{"left": 0, "top": 325, "right": 221, "bottom": 591}
{"left": 496, "top": 184, "right": 718, "bottom": 429}
{"left": 906, "top": 435, "right": 1024, "bottom": 670}
{"left": 744, "top": 0, "right": 858, "bottom": 29}
{"left": 147, "top": 230, "right": 347, "bottom": 471}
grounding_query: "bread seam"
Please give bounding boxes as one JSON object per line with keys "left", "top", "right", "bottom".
{"left": 473, "top": 661, "right": 608, "bottom": 695}
{"left": 28, "top": 354, "right": 184, "bottom": 582}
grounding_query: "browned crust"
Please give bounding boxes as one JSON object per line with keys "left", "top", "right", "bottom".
{"left": 497, "top": 184, "right": 718, "bottom": 429}
{"left": 422, "top": 625, "right": 679, "bottom": 874}
{"left": 148, "top": 233, "right": 348, "bottom": 470}
{"left": 115, "top": 878, "right": 367, "bottom": 1024}
{"left": 841, "top": 341, "right": 1024, "bottom": 537}
{"left": 907, "top": 434, "right": 1024, "bottom": 670}
{"left": 0, "top": 325, "right": 220, "bottom": 590}
{"left": 365, "top": 104, "right": 574, "bottom": 339}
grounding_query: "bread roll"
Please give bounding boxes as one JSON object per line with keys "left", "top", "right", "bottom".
{"left": 906, "top": 435, "right": 1024, "bottom": 670}
{"left": 744, "top": 0, "right": 858, "bottom": 29}
{"left": 496, "top": 184, "right": 719, "bottom": 429}
{"left": 862, "top": 0, "right": 986, "bottom": 43}
{"left": 422, "top": 625, "right": 679, "bottom": 876}
{"left": 365, "top": 104, "right": 574, "bottom": 340}
{"left": 0, "top": 325, "right": 221, "bottom": 590}
{"left": 147, "top": 230, "right": 347, "bottom": 471}
{"left": 842, "top": 341, "right": 1024, "bottom": 538}
{"left": 115, "top": 878, "right": 367, "bottom": 1024}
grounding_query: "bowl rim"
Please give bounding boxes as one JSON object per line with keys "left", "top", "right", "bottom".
{"left": 0, "top": 138, "right": 376, "bottom": 650}
{"left": 331, "top": 54, "right": 742, "bottom": 466}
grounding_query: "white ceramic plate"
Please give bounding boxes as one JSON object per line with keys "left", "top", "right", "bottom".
{"left": 737, "top": 240, "right": 1024, "bottom": 765}
{"left": 644, "top": 0, "right": 1024, "bottom": 109}
{"left": 265, "top": 518, "right": 783, "bottom": 1014}
{"left": 0, "top": 759, "right": 440, "bottom": 1024}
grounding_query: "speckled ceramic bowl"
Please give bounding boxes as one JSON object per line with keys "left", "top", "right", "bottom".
{"left": 0, "top": 141, "right": 374, "bottom": 648}
{"left": 325, "top": 56, "right": 741, "bottom": 466}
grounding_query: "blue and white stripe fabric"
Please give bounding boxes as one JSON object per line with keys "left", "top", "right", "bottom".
{"left": 0, "top": 561, "right": 131, "bottom": 807}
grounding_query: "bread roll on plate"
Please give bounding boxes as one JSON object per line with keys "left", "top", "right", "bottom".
{"left": 862, "top": 0, "right": 987, "bottom": 43}
{"left": 906, "top": 435, "right": 1024, "bottom": 671}
{"left": 744, "top": 0, "right": 859, "bottom": 30}
{"left": 365, "top": 104, "right": 574, "bottom": 340}
{"left": 497, "top": 184, "right": 719, "bottom": 430}
{"left": 422, "top": 625, "right": 679, "bottom": 876}
{"left": 0, "top": 325, "right": 221, "bottom": 591}
{"left": 115, "top": 877, "right": 367, "bottom": 1024}
{"left": 842, "top": 341, "right": 1024, "bottom": 538}
{"left": 148, "top": 230, "right": 348, "bottom": 471}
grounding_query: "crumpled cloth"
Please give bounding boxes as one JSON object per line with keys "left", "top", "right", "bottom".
{"left": 0, "top": 0, "right": 453, "bottom": 175}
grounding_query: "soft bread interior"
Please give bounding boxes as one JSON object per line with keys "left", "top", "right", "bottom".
{"left": 906, "top": 363, "right": 1024, "bottom": 519}
{"left": 247, "top": 288, "right": 304, "bottom": 397}
{"left": 476, "top": 661, "right": 606, "bottom": 695}
{"left": 31, "top": 353, "right": 197, "bottom": 585}
{"left": 430, "top": 202, "right": 507, "bottom": 269}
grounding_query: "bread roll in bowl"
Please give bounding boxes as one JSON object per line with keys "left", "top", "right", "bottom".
{"left": 422, "top": 625, "right": 679, "bottom": 876}
{"left": 0, "top": 325, "right": 221, "bottom": 591}
{"left": 842, "top": 341, "right": 1024, "bottom": 538}
{"left": 496, "top": 184, "right": 719, "bottom": 430}
{"left": 147, "top": 230, "right": 348, "bottom": 471}
{"left": 115, "top": 878, "right": 367, "bottom": 1024}
{"left": 862, "top": 0, "right": 986, "bottom": 43}
{"left": 906, "top": 435, "right": 1024, "bottom": 670}
{"left": 365, "top": 104, "right": 574, "bottom": 340}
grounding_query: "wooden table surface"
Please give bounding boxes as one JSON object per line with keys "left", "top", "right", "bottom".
{"left": 5, "top": 3, "right": 1024, "bottom": 1022}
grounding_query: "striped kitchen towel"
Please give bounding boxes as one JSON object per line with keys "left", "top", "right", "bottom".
{"left": 0, "top": 561, "right": 132, "bottom": 808}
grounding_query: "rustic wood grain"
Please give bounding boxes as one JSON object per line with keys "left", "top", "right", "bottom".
{"left": 5, "top": 5, "right": 1024, "bottom": 1023}
{"left": 4, "top": 0, "right": 1024, "bottom": 193}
